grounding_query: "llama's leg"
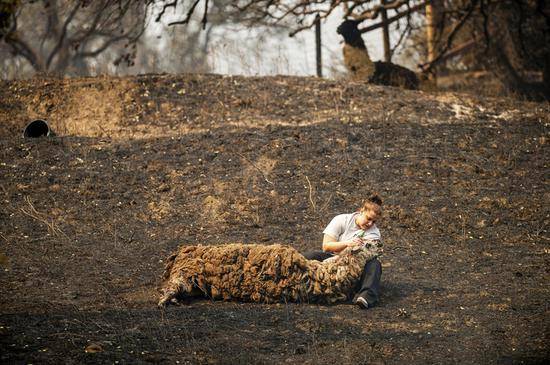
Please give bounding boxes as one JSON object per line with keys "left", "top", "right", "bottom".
{"left": 158, "top": 280, "right": 196, "bottom": 307}
{"left": 158, "top": 285, "right": 179, "bottom": 307}
{"left": 353, "top": 258, "right": 382, "bottom": 307}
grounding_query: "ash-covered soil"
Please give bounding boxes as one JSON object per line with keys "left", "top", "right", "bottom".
{"left": 0, "top": 73, "right": 549, "bottom": 364}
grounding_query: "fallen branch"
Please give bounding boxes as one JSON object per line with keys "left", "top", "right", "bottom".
{"left": 20, "top": 196, "right": 68, "bottom": 239}
{"left": 304, "top": 175, "right": 316, "bottom": 212}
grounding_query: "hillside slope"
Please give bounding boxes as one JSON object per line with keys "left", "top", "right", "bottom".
{"left": 1, "top": 74, "right": 549, "bottom": 364}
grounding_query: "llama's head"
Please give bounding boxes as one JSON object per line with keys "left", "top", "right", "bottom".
{"left": 337, "top": 19, "right": 363, "bottom": 44}
{"left": 349, "top": 239, "right": 383, "bottom": 259}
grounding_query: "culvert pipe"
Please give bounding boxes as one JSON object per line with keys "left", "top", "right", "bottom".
{"left": 23, "top": 119, "right": 54, "bottom": 138}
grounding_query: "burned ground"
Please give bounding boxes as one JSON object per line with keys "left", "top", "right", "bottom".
{"left": 0, "top": 74, "right": 549, "bottom": 364}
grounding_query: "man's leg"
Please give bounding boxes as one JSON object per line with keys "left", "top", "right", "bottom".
{"left": 354, "top": 258, "right": 382, "bottom": 307}
{"left": 302, "top": 250, "right": 333, "bottom": 261}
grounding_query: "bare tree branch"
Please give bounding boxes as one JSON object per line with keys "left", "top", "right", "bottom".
{"left": 158, "top": 1, "right": 426, "bottom": 36}
{"left": 3, "top": 13, "right": 42, "bottom": 70}
{"left": 352, "top": 0, "right": 411, "bottom": 21}
{"left": 168, "top": 0, "right": 201, "bottom": 26}
{"left": 418, "top": 0, "right": 478, "bottom": 73}
{"left": 47, "top": 0, "right": 83, "bottom": 69}
{"left": 202, "top": 0, "right": 209, "bottom": 29}
{"left": 1, "top": 0, "right": 151, "bottom": 75}
{"left": 155, "top": 0, "right": 178, "bottom": 22}
{"left": 359, "top": 1, "right": 425, "bottom": 33}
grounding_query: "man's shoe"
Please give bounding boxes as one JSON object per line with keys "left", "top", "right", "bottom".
{"left": 355, "top": 296, "right": 369, "bottom": 309}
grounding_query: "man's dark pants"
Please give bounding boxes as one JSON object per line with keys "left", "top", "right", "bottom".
{"left": 302, "top": 250, "right": 382, "bottom": 306}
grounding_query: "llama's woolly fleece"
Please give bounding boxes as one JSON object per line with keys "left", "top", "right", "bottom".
{"left": 158, "top": 241, "right": 382, "bottom": 306}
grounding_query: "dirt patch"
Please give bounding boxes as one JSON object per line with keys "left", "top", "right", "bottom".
{"left": 2, "top": 77, "right": 137, "bottom": 138}
{"left": 56, "top": 80, "right": 131, "bottom": 136}
{"left": 0, "top": 73, "right": 549, "bottom": 364}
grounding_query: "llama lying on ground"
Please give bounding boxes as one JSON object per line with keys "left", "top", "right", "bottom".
{"left": 158, "top": 241, "right": 382, "bottom": 306}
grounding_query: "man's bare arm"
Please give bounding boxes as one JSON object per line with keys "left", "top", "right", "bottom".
{"left": 322, "top": 234, "right": 362, "bottom": 253}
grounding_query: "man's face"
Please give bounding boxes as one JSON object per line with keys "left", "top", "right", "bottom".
{"left": 356, "top": 210, "right": 378, "bottom": 230}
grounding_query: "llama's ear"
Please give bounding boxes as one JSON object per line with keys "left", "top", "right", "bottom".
{"left": 348, "top": 19, "right": 363, "bottom": 29}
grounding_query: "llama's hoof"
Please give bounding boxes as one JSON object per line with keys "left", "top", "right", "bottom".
{"left": 158, "top": 290, "right": 177, "bottom": 307}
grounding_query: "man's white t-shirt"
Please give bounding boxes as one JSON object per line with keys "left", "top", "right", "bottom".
{"left": 323, "top": 212, "right": 381, "bottom": 242}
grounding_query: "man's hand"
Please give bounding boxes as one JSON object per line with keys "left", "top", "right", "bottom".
{"left": 347, "top": 237, "right": 364, "bottom": 247}
{"left": 323, "top": 234, "right": 363, "bottom": 253}
{"left": 353, "top": 237, "right": 365, "bottom": 246}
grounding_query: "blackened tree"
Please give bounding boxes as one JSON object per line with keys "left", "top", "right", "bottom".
{"left": 0, "top": 0, "right": 151, "bottom": 76}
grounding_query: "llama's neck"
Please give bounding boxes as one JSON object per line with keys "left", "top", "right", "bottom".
{"left": 321, "top": 246, "right": 376, "bottom": 270}
{"left": 347, "top": 35, "right": 367, "bottom": 50}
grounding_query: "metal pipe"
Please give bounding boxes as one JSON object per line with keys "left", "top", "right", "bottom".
{"left": 23, "top": 119, "right": 53, "bottom": 138}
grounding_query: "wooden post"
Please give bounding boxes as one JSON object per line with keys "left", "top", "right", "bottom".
{"left": 424, "top": 1, "right": 441, "bottom": 81}
{"left": 381, "top": 0, "right": 391, "bottom": 62}
{"left": 425, "top": 1, "right": 435, "bottom": 64}
{"left": 315, "top": 14, "right": 322, "bottom": 77}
